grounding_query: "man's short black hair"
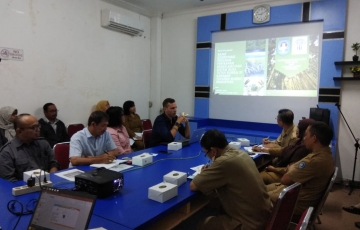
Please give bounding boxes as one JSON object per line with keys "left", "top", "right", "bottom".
{"left": 43, "top": 103, "right": 55, "bottom": 112}
{"left": 308, "top": 121, "right": 333, "bottom": 146}
{"left": 278, "top": 109, "right": 294, "bottom": 125}
{"left": 106, "top": 106, "right": 124, "bottom": 127}
{"left": 200, "top": 129, "right": 228, "bottom": 150}
{"left": 87, "top": 111, "right": 109, "bottom": 126}
{"left": 162, "top": 98, "right": 175, "bottom": 108}
{"left": 13, "top": 113, "right": 31, "bottom": 130}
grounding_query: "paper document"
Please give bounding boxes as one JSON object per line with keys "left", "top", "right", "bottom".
{"left": 135, "top": 132, "right": 143, "bottom": 137}
{"left": 106, "top": 164, "right": 133, "bottom": 172}
{"left": 55, "top": 169, "right": 84, "bottom": 181}
{"left": 188, "top": 164, "right": 205, "bottom": 180}
{"left": 244, "top": 147, "right": 269, "bottom": 155}
{"left": 90, "top": 159, "right": 127, "bottom": 169}
{"left": 129, "top": 138, "right": 135, "bottom": 146}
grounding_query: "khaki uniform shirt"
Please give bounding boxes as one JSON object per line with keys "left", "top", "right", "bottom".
{"left": 274, "top": 124, "right": 298, "bottom": 147}
{"left": 193, "top": 146, "right": 271, "bottom": 230}
{"left": 123, "top": 114, "right": 143, "bottom": 138}
{"left": 289, "top": 147, "right": 334, "bottom": 215}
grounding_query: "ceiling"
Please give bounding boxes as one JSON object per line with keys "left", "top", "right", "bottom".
{"left": 102, "top": 0, "right": 276, "bottom": 17}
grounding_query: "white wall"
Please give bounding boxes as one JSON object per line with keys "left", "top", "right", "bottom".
{"left": 0, "top": 0, "right": 151, "bottom": 125}
{"left": 337, "top": 0, "right": 360, "bottom": 181}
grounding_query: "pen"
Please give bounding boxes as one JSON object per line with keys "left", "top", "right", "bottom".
{"left": 105, "top": 150, "right": 109, "bottom": 155}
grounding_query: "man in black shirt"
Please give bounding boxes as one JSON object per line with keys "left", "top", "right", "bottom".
{"left": 149, "top": 98, "right": 190, "bottom": 147}
{"left": 38, "top": 103, "right": 69, "bottom": 148}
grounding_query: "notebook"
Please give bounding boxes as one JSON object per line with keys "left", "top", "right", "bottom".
{"left": 28, "top": 187, "right": 96, "bottom": 230}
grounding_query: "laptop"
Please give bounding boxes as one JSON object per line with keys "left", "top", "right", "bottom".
{"left": 178, "top": 128, "right": 206, "bottom": 147}
{"left": 28, "top": 187, "right": 96, "bottom": 230}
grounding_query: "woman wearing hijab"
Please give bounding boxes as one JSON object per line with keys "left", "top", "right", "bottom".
{"left": 123, "top": 101, "right": 144, "bottom": 150}
{"left": 253, "top": 118, "right": 315, "bottom": 184}
{"left": 96, "top": 100, "right": 110, "bottom": 112}
{"left": 106, "top": 106, "right": 132, "bottom": 155}
{"left": 0, "top": 106, "right": 18, "bottom": 147}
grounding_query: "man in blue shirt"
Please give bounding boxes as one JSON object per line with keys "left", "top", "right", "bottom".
{"left": 149, "top": 98, "right": 190, "bottom": 147}
{"left": 69, "top": 111, "right": 117, "bottom": 166}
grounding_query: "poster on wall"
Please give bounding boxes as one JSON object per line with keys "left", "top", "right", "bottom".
{"left": 0, "top": 47, "right": 24, "bottom": 61}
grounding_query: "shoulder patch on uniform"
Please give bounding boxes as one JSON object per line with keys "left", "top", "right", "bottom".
{"left": 298, "top": 161, "right": 306, "bottom": 169}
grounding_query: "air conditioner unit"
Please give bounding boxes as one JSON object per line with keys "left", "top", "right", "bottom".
{"left": 101, "top": 9, "right": 144, "bottom": 36}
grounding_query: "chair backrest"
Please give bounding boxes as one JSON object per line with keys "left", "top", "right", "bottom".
{"left": 53, "top": 142, "right": 70, "bottom": 170}
{"left": 67, "top": 123, "right": 85, "bottom": 138}
{"left": 142, "top": 119, "right": 152, "bottom": 131}
{"left": 142, "top": 129, "right": 152, "bottom": 149}
{"left": 266, "top": 182, "right": 302, "bottom": 230}
{"left": 295, "top": 207, "right": 314, "bottom": 230}
{"left": 308, "top": 167, "right": 338, "bottom": 226}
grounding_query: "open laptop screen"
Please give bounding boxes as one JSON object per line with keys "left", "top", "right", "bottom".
{"left": 28, "top": 187, "right": 96, "bottom": 230}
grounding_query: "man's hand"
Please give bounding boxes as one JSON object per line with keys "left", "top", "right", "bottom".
{"left": 95, "top": 154, "right": 116, "bottom": 164}
{"left": 176, "top": 115, "right": 187, "bottom": 124}
{"left": 265, "top": 165, "right": 275, "bottom": 172}
{"left": 262, "top": 137, "right": 271, "bottom": 144}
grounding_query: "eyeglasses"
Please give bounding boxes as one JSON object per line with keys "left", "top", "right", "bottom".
{"left": 47, "top": 110, "right": 58, "bottom": 113}
{"left": 203, "top": 149, "right": 210, "bottom": 157}
{"left": 22, "top": 124, "right": 41, "bottom": 131}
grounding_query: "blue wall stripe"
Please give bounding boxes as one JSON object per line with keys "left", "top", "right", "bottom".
{"left": 320, "top": 39, "right": 344, "bottom": 88}
{"left": 197, "top": 15, "right": 221, "bottom": 42}
{"left": 194, "top": 98, "right": 210, "bottom": 118}
{"left": 195, "top": 49, "right": 211, "bottom": 86}
{"left": 311, "top": 0, "right": 347, "bottom": 31}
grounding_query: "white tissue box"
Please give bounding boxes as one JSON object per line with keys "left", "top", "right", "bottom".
{"left": 148, "top": 182, "right": 178, "bottom": 203}
{"left": 168, "top": 142, "right": 182, "bottom": 151}
{"left": 23, "top": 169, "right": 50, "bottom": 184}
{"left": 229, "top": 141, "right": 242, "bottom": 149}
{"left": 237, "top": 138, "right": 250, "bottom": 147}
{"left": 132, "top": 153, "right": 153, "bottom": 166}
{"left": 163, "top": 171, "right": 187, "bottom": 186}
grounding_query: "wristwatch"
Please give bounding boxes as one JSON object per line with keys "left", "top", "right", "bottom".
{"left": 175, "top": 122, "right": 181, "bottom": 128}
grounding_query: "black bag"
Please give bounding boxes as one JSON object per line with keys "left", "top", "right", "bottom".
{"left": 309, "top": 108, "right": 330, "bottom": 125}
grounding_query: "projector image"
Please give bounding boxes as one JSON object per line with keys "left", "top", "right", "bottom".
{"left": 75, "top": 168, "right": 124, "bottom": 198}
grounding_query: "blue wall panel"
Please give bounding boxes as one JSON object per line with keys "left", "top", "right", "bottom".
{"left": 320, "top": 40, "right": 344, "bottom": 87}
{"left": 311, "top": 0, "right": 347, "bottom": 31}
{"left": 195, "top": 49, "right": 211, "bottom": 86}
{"left": 267, "top": 4, "right": 302, "bottom": 25}
{"left": 194, "top": 98, "right": 209, "bottom": 118}
{"left": 226, "top": 10, "right": 253, "bottom": 30}
{"left": 197, "top": 15, "right": 221, "bottom": 42}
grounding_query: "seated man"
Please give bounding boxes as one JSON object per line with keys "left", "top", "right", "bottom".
{"left": 263, "top": 109, "right": 298, "bottom": 148}
{"left": 0, "top": 114, "right": 59, "bottom": 182}
{"left": 69, "top": 111, "right": 117, "bottom": 166}
{"left": 149, "top": 98, "right": 190, "bottom": 147}
{"left": 253, "top": 119, "right": 313, "bottom": 184}
{"left": 267, "top": 121, "right": 335, "bottom": 216}
{"left": 38, "top": 103, "right": 70, "bottom": 148}
{"left": 190, "top": 129, "right": 271, "bottom": 230}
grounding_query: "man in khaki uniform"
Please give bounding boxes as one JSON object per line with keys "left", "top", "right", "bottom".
{"left": 190, "top": 129, "right": 272, "bottom": 230}
{"left": 263, "top": 109, "right": 298, "bottom": 148}
{"left": 267, "top": 121, "right": 335, "bottom": 216}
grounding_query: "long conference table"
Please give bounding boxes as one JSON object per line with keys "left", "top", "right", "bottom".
{"left": 0, "top": 143, "right": 270, "bottom": 230}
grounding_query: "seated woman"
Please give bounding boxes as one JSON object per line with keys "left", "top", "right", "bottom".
{"left": 252, "top": 119, "right": 314, "bottom": 184}
{"left": 0, "top": 106, "right": 18, "bottom": 147}
{"left": 96, "top": 100, "right": 110, "bottom": 112}
{"left": 123, "top": 101, "right": 144, "bottom": 150}
{"left": 106, "top": 106, "right": 132, "bottom": 155}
